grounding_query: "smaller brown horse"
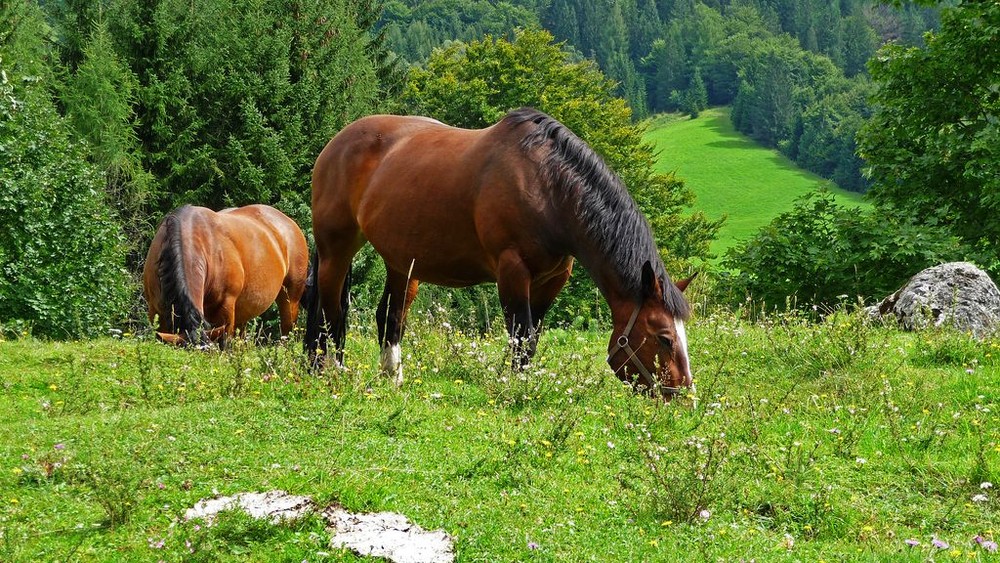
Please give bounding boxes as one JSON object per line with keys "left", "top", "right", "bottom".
{"left": 143, "top": 204, "right": 308, "bottom": 347}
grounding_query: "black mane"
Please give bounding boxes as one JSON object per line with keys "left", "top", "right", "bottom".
{"left": 156, "top": 206, "right": 209, "bottom": 341}
{"left": 504, "top": 107, "right": 689, "bottom": 320}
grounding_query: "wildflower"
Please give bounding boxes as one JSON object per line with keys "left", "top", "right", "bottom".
{"left": 973, "top": 536, "right": 998, "bottom": 552}
{"left": 527, "top": 541, "right": 539, "bottom": 551}
{"left": 972, "top": 494, "right": 988, "bottom": 503}
{"left": 932, "top": 537, "right": 950, "bottom": 549}
{"left": 148, "top": 538, "right": 165, "bottom": 549}
{"left": 905, "top": 539, "right": 920, "bottom": 547}
{"left": 855, "top": 457, "right": 867, "bottom": 465}
{"left": 607, "top": 441, "right": 615, "bottom": 449}
{"left": 780, "top": 533, "right": 795, "bottom": 550}
{"left": 981, "top": 482, "right": 993, "bottom": 490}
{"left": 54, "top": 443, "right": 65, "bottom": 450}
{"left": 699, "top": 509, "right": 711, "bottom": 521}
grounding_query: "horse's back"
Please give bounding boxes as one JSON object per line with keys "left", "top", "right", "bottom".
{"left": 217, "top": 205, "right": 308, "bottom": 291}
{"left": 312, "top": 114, "right": 552, "bottom": 284}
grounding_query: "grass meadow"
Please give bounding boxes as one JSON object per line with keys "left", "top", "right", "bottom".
{"left": 2, "top": 302, "right": 998, "bottom": 561}
{"left": 643, "top": 108, "right": 867, "bottom": 259}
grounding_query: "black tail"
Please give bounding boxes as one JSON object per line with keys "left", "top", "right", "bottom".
{"left": 157, "top": 207, "right": 209, "bottom": 345}
{"left": 303, "top": 251, "right": 352, "bottom": 367}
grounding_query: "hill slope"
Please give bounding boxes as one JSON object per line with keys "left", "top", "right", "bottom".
{"left": 644, "top": 107, "right": 867, "bottom": 259}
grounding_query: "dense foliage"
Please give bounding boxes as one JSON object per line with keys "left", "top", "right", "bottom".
{"left": 58, "top": 0, "right": 391, "bottom": 220}
{"left": 0, "top": 0, "right": 397, "bottom": 337}
{"left": 720, "top": 192, "right": 963, "bottom": 309}
{"left": 0, "top": 2, "right": 130, "bottom": 337}
{"left": 859, "top": 1, "right": 1000, "bottom": 270}
{"left": 400, "top": 30, "right": 720, "bottom": 326}
{"left": 723, "top": 1, "right": 1000, "bottom": 309}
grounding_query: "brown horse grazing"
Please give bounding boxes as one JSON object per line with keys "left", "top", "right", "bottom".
{"left": 144, "top": 204, "right": 309, "bottom": 347}
{"left": 305, "top": 108, "right": 693, "bottom": 398}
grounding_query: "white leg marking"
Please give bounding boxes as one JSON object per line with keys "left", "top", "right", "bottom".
{"left": 380, "top": 344, "right": 403, "bottom": 386}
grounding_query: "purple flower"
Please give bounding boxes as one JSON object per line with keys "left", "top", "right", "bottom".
{"left": 904, "top": 539, "right": 920, "bottom": 547}
{"left": 974, "top": 536, "right": 999, "bottom": 553}
{"left": 54, "top": 443, "right": 65, "bottom": 450}
{"left": 527, "top": 541, "right": 539, "bottom": 551}
{"left": 931, "top": 537, "right": 949, "bottom": 549}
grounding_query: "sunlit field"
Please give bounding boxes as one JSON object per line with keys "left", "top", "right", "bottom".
{"left": 2, "top": 305, "right": 998, "bottom": 561}
{"left": 644, "top": 108, "right": 867, "bottom": 259}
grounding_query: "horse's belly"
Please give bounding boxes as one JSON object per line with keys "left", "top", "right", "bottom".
{"left": 374, "top": 241, "right": 495, "bottom": 287}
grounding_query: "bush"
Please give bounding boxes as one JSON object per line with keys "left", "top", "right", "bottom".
{"left": 0, "top": 4, "right": 130, "bottom": 338}
{"left": 719, "top": 191, "right": 965, "bottom": 311}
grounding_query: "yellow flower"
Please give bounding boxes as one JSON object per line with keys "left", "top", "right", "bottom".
{"left": 661, "top": 520, "right": 673, "bottom": 527}
{"left": 48, "top": 384, "right": 58, "bottom": 391}
{"left": 648, "top": 539, "right": 659, "bottom": 547}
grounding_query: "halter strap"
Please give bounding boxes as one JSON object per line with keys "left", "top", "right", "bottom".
{"left": 607, "top": 305, "right": 684, "bottom": 397}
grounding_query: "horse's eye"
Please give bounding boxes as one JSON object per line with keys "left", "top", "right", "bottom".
{"left": 657, "top": 334, "right": 673, "bottom": 348}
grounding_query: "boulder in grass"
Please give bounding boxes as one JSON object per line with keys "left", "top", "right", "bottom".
{"left": 185, "top": 490, "right": 454, "bottom": 563}
{"left": 869, "top": 262, "right": 1000, "bottom": 337}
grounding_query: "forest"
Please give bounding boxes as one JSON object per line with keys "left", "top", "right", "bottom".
{"left": 1, "top": 0, "right": 998, "bottom": 338}
{"left": 381, "top": 0, "right": 939, "bottom": 192}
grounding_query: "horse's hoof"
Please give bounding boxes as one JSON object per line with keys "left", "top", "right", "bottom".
{"left": 380, "top": 344, "right": 403, "bottom": 386}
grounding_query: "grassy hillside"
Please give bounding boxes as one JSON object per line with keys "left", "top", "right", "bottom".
{"left": 2, "top": 310, "right": 998, "bottom": 561}
{"left": 644, "top": 108, "right": 867, "bottom": 259}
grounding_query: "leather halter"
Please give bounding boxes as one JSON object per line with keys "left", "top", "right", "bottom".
{"left": 607, "top": 305, "right": 685, "bottom": 397}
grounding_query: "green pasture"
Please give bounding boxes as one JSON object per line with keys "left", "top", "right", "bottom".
{"left": 644, "top": 108, "right": 868, "bottom": 259}
{"left": 1, "top": 307, "right": 998, "bottom": 561}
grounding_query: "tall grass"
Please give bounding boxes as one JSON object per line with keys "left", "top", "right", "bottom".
{"left": 1, "top": 307, "right": 998, "bottom": 561}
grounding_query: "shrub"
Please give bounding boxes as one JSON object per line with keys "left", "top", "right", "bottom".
{"left": 0, "top": 3, "right": 130, "bottom": 338}
{"left": 719, "top": 191, "right": 965, "bottom": 310}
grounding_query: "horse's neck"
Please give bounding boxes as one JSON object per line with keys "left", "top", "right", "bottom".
{"left": 566, "top": 233, "right": 638, "bottom": 312}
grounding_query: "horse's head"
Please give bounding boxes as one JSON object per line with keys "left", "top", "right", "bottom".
{"left": 156, "top": 325, "right": 227, "bottom": 348}
{"left": 607, "top": 262, "right": 694, "bottom": 401}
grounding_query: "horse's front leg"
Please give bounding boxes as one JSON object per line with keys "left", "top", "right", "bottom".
{"left": 377, "top": 268, "right": 420, "bottom": 386}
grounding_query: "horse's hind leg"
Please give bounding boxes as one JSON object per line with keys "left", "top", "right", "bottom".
{"left": 315, "top": 251, "right": 355, "bottom": 367}
{"left": 276, "top": 281, "right": 304, "bottom": 338}
{"left": 496, "top": 252, "right": 535, "bottom": 369}
{"left": 376, "top": 267, "right": 419, "bottom": 386}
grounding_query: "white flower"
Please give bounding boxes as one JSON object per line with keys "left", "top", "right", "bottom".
{"left": 981, "top": 482, "right": 994, "bottom": 490}
{"left": 972, "top": 494, "right": 988, "bottom": 503}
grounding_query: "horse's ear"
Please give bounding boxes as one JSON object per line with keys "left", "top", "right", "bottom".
{"left": 157, "top": 332, "right": 184, "bottom": 346}
{"left": 640, "top": 261, "right": 662, "bottom": 298}
{"left": 675, "top": 272, "right": 698, "bottom": 293}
